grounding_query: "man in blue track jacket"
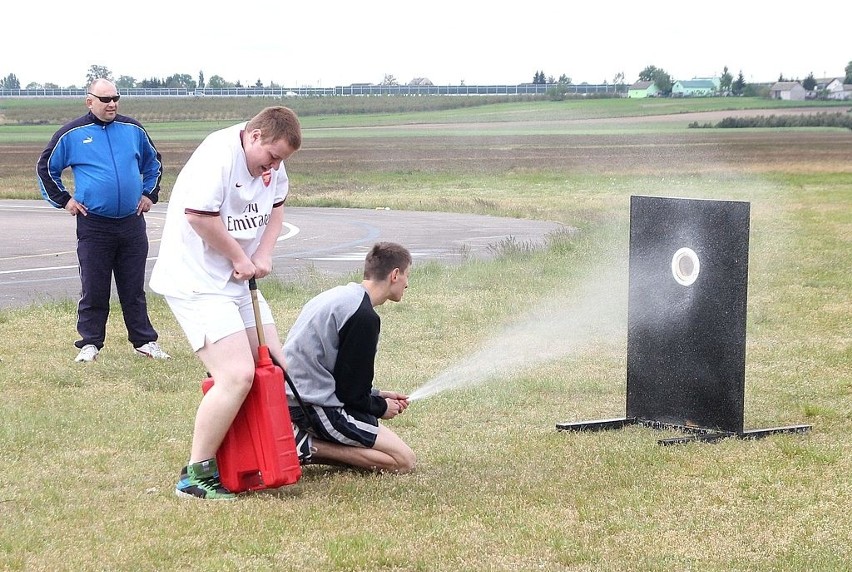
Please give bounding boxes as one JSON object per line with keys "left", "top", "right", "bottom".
{"left": 36, "top": 79, "right": 170, "bottom": 362}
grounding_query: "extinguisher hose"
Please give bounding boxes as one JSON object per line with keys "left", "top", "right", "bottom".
{"left": 248, "top": 278, "right": 313, "bottom": 423}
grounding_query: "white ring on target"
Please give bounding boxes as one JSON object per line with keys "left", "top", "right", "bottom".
{"left": 671, "top": 247, "right": 700, "bottom": 286}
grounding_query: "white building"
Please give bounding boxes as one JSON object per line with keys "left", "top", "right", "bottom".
{"left": 769, "top": 81, "right": 806, "bottom": 101}
{"left": 823, "top": 78, "right": 852, "bottom": 100}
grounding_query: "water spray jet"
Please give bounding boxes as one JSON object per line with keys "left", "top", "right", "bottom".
{"left": 407, "top": 266, "right": 627, "bottom": 403}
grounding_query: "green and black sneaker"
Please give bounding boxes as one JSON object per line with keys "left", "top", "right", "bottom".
{"left": 175, "top": 459, "right": 236, "bottom": 500}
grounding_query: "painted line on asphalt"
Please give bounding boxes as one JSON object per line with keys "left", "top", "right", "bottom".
{"left": 0, "top": 221, "right": 301, "bottom": 279}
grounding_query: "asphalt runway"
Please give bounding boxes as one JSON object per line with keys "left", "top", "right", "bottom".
{"left": 0, "top": 200, "right": 566, "bottom": 309}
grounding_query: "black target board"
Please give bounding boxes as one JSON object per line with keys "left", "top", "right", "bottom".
{"left": 626, "top": 196, "right": 750, "bottom": 433}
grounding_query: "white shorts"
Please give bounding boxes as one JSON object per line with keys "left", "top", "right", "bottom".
{"left": 164, "top": 290, "right": 274, "bottom": 352}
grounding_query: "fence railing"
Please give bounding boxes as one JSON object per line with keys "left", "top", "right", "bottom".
{"left": 0, "top": 83, "right": 627, "bottom": 98}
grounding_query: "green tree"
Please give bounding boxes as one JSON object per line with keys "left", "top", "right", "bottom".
{"left": 547, "top": 82, "right": 569, "bottom": 101}
{"left": 138, "top": 77, "right": 163, "bottom": 88}
{"left": 719, "top": 66, "right": 733, "bottom": 93}
{"left": 380, "top": 74, "right": 399, "bottom": 86}
{"left": 743, "top": 82, "right": 769, "bottom": 97}
{"left": 255, "top": 78, "right": 264, "bottom": 88}
{"left": 206, "top": 75, "right": 233, "bottom": 88}
{"left": 26, "top": 81, "right": 42, "bottom": 89}
{"left": 845, "top": 61, "right": 852, "bottom": 84}
{"left": 638, "top": 65, "right": 660, "bottom": 82}
{"left": 613, "top": 72, "right": 625, "bottom": 85}
{"left": 732, "top": 71, "right": 746, "bottom": 96}
{"left": 116, "top": 75, "right": 136, "bottom": 89}
{"left": 532, "top": 70, "right": 546, "bottom": 84}
{"left": 164, "top": 73, "right": 196, "bottom": 89}
{"left": 198, "top": 70, "right": 205, "bottom": 89}
{"left": 86, "top": 65, "right": 113, "bottom": 85}
{"left": 653, "top": 71, "right": 673, "bottom": 95}
{"left": 639, "top": 65, "right": 672, "bottom": 95}
{"left": 802, "top": 72, "right": 816, "bottom": 91}
{"left": 1, "top": 73, "right": 21, "bottom": 89}
{"left": 557, "top": 74, "right": 572, "bottom": 84}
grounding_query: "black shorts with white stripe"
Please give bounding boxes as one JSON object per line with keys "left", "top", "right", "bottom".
{"left": 290, "top": 404, "right": 379, "bottom": 448}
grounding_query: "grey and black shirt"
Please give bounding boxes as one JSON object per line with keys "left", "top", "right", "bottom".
{"left": 283, "top": 282, "right": 388, "bottom": 418}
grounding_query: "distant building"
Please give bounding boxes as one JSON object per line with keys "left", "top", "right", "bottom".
{"left": 818, "top": 78, "right": 852, "bottom": 100}
{"left": 832, "top": 84, "right": 852, "bottom": 100}
{"left": 627, "top": 81, "right": 659, "bottom": 98}
{"left": 672, "top": 79, "right": 718, "bottom": 97}
{"left": 814, "top": 77, "right": 840, "bottom": 91}
{"left": 692, "top": 77, "right": 722, "bottom": 90}
{"left": 769, "top": 81, "right": 806, "bottom": 101}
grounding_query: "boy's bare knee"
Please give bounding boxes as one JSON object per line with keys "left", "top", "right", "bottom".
{"left": 212, "top": 366, "right": 254, "bottom": 400}
{"left": 394, "top": 448, "right": 416, "bottom": 474}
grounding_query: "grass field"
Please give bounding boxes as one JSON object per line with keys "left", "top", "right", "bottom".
{"left": 0, "top": 97, "right": 850, "bottom": 571}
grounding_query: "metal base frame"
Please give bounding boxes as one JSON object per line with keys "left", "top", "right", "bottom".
{"left": 555, "top": 417, "right": 812, "bottom": 446}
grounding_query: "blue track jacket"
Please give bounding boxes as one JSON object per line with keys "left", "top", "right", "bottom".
{"left": 36, "top": 111, "right": 162, "bottom": 218}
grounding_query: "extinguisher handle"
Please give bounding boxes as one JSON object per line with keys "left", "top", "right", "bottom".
{"left": 248, "top": 277, "right": 312, "bottom": 421}
{"left": 248, "top": 278, "right": 266, "bottom": 347}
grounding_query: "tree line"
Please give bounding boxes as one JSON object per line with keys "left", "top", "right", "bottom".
{"left": 634, "top": 62, "right": 852, "bottom": 97}
{"left": 3, "top": 61, "right": 852, "bottom": 91}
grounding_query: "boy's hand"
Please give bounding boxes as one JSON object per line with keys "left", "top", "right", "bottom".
{"left": 380, "top": 391, "right": 410, "bottom": 418}
{"left": 232, "top": 258, "right": 256, "bottom": 281}
{"left": 251, "top": 254, "right": 273, "bottom": 279}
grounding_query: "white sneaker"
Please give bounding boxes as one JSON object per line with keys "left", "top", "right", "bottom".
{"left": 135, "top": 341, "right": 171, "bottom": 359}
{"left": 75, "top": 344, "right": 99, "bottom": 362}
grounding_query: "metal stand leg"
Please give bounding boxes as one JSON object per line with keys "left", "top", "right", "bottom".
{"left": 557, "top": 418, "right": 812, "bottom": 446}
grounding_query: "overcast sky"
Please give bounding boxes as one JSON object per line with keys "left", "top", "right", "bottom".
{"left": 5, "top": 1, "right": 849, "bottom": 88}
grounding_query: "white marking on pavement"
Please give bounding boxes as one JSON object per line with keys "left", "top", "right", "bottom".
{"left": 277, "top": 222, "right": 300, "bottom": 241}
{"left": 0, "top": 264, "right": 79, "bottom": 275}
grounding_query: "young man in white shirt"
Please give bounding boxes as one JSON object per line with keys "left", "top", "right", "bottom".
{"left": 150, "top": 106, "right": 302, "bottom": 500}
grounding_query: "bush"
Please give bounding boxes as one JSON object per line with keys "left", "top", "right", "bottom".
{"left": 714, "top": 112, "right": 852, "bottom": 129}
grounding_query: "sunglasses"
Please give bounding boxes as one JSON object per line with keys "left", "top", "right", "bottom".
{"left": 88, "top": 93, "right": 121, "bottom": 103}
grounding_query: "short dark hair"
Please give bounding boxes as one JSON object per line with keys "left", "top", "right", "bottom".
{"left": 364, "top": 242, "right": 411, "bottom": 280}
